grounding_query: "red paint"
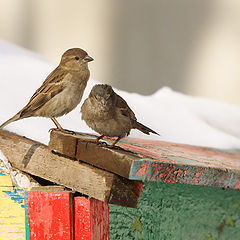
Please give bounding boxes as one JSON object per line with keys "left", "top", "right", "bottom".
{"left": 174, "top": 169, "right": 183, "bottom": 178}
{"left": 149, "top": 163, "right": 184, "bottom": 183}
{"left": 136, "top": 162, "right": 148, "bottom": 176}
{"left": 27, "top": 191, "right": 73, "bottom": 240}
{"left": 192, "top": 172, "right": 202, "bottom": 184}
{"left": 90, "top": 198, "right": 110, "bottom": 240}
{"left": 83, "top": 132, "right": 240, "bottom": 189}
{"left": 120, "top": 137, "right": 240, "bottom": 170}
{"left": 235, "top": 180, "right": 240, "bottom": 189}
{"left": 74, "top": 197, "right": 91, "bottom": 240}
{"left": 135, "top": 182, "right": 143, "bottom": 205}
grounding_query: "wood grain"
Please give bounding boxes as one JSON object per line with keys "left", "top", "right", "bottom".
{"left": 0, "top": 130, "right": 141, "bottom": 207}
{"left": 49, "top": 130, "right": 141, "bottom": 179}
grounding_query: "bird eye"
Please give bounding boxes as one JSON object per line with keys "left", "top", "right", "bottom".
{"left": 75, "top": 56, "right": 80, "bottom": 61}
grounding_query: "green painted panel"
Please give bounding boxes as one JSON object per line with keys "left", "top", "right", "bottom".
{"left": 109, "top": 182, "right": 240, "bottom": 240}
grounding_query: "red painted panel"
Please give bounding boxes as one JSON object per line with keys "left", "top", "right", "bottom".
{"left": 90, "top": 198, "right": 110, "bottom": 240}
{"left": 74, "top": 197, "right": 91, "bottom": 240}
{"left": 27, "top": 191, "right": 73, "bottom": 240}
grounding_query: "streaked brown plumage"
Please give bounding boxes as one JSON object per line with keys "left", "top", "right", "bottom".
{"left": 81, "top": 84, "right": 159, "bottom": 147}
{"left": 0, "top": 48, "right": 93, "bottom": 130}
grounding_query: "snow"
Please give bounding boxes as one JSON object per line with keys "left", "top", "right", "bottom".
{"left": 0, "top": 150, "right": 39, "bottom": 188}
{"left": 0, "top": 39, "right": 240, "bottom": 149}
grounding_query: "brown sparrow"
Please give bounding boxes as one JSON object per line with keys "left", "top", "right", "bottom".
{"left": 81, "top": 84, "right": 159, "bottom": 147}
{"left": 0, "top": 48, "right": 93, "bottom": 130}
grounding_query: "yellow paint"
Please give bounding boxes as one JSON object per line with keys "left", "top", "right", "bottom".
{"left": 0, "top": 169, "right": 25, "bottom": 240}
{"left": 131, "top": 216, "right": 143, "bottom": 233}
{"left": 0, "top": 168, "right": 13, "bottom": 187}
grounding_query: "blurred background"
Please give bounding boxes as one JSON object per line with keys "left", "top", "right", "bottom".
{"left": 0, "top": 0, "right": 240, "bottom": 104}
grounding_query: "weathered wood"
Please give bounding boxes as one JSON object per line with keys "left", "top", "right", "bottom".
{"left": 74, "top": 197, "right": 110, "bottom": 240}
{"left": 26, "top": 190, "right": 73, "bottom": 240}
{"left": 49, "top": 130, "right": 142, "bottom": 179}
{"left": 49, "top": 130, "right": 240, "bottom": 190}
{"left": 90, "top": 198, "right": 110, "bottom": 240}
{"left": 0, "top": 130, "right": 141, "bottom": 207}
{"left": 74, "top": 197, "right": 91, "bottom": 240}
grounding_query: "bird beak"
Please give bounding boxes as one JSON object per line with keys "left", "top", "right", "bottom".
{"left": 84, "top": 55, "right": 94, "bottom": 62}
{"left": 101, "top": 99, "right": 107, "bottom": 107}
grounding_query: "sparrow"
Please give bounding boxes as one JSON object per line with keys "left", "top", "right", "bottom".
{"left": 0, "top": 48, "right": 93, "bottom": 131}
{"left": 81, "top": 84, "right": 159, "bottom": 147}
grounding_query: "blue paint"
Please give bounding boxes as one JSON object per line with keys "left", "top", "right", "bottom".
{"left": 129, "top": 159, "right": 152, "bottom": 182}
{"left": 3, "top": 188, "right": 25, "bottom": 206}
{"left": 0, "top": 169, "right": 6, "bottom": 176}
{"left": 24, "top": 192, "right": 30, "bottom": 240}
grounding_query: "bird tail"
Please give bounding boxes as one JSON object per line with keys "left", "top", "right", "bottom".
{"left": 133, "top": 121, "right": 159, "bottom": 136}
{"left": 0, "top": 113, "right": 21, "bottom": 129}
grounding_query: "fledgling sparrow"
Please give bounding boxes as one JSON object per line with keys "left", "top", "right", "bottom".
{"left": 81, "top": 84, "right": 159, "bottom": 147}
{"left": 0, "top": 48, "right": 93, "bottom": 131}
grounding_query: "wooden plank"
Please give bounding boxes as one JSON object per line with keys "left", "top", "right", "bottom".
{"left": 49, "top": 130, "right": 240, "bottom": 190}
{"left": 0, "top": 130, "right": 141, "bottom": 207}
{"left": 0, "top": 166, "right": 26, "bottom": 239}
{"left": 26, "top": 190, "right": 73, "bottom": 240}
{"left": 49, "top": 130, "right": 141, "bottom": 179}
{"left": 90, "top": 198, "right": 110, "bottom": 240}
{"left": 0, "top": 186, "right": 26, "bottom": 239}
{"left": 74, "top": 197, "right": 110, "bottom": 240}
{"left": 74, "top": 197, "right": 91, "bottom": 240}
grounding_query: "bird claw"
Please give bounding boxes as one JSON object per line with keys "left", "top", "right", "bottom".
{"left": 97, "top": 141, "right": 108, "bottom": 146}
{"left": 48, "top": 128, "right": 76, "bottom": 135}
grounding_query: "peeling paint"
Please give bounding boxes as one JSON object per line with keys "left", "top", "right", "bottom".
{"left": 136, "top": 162, "right": 148, "bottom": 177}
{"left": 235, "top": 180, "right": 240, "bottom": 189}
{"left": 192, "top": 172, "right": 202, "bottom": 184}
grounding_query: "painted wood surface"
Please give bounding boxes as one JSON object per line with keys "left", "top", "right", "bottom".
{"left": 74, "top": 197, "right": 110, "bottom": 240}
{"left": 0, "top": 167, "right": 25, "bottom": 239}
{"left": 0, "top": 130, "right": 141, "bottom": 207}
{"left": 109, "top": 182, "right": 240, "bottom": 240}
{"left": 49, "top": 130, "right": 240, "bottom": 190}
{"left": 26, "top": 190, "right": 73, "bottom": 240}
{"left": 90, "top": 198, "right": 110, "bottom": 240}
{"left": 74, "top": 197, "right": 91, "bottom": 240}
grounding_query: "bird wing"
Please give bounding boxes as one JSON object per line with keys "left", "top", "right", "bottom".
{"left": 115, "top": 94, "right": 137, "bottom": 121}
{"left": 20, "top": 68, "right": 68, "bottom": 118}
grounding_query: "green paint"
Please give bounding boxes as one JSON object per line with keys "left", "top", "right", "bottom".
{"left": 24, "top": 192, "right": 30, "bottom": 240}
{"left": 110, "top": 182, "right": 240, "bottom": 240}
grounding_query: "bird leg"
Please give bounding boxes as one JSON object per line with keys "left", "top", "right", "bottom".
{"left": 96, "top": 134, "right": 104, "bottom": 143}
{"left": 108, "top": 136, "right": 121, "bottom": 148}
{"left": 86, "top": 135, "right": 105, "bottom": 145}
{"left": 50, "top": 117, "right": 75, "bottom": 135}
{"left": 51, "top": 117, "right": 63, "bottom": 130}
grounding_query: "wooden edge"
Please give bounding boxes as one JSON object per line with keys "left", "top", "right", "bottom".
{"left": 74, "top": 197, "right": 110, "bottom": 240}
{"left": 90, "top": 198, "right": 110, "bottom": 240}
{"left": 109, "top": 176, "right": 143, "bottom": 208}
{"left": 49, "top": 129, "right": 140, "bottom": 179}
{"left": 129, "top": 159, "right": 240, "bottom": 190}
{"left": 0, "top": 130, "right": 142, "bottom": 207}
{"left": 74, "top": 197, "right": 91, "bottom": 240}
{"left": 30, "top": 186, "right": 66, "bottom": 192}
{"left": 26, "top": 191, "right": 73, "bottom": 240}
